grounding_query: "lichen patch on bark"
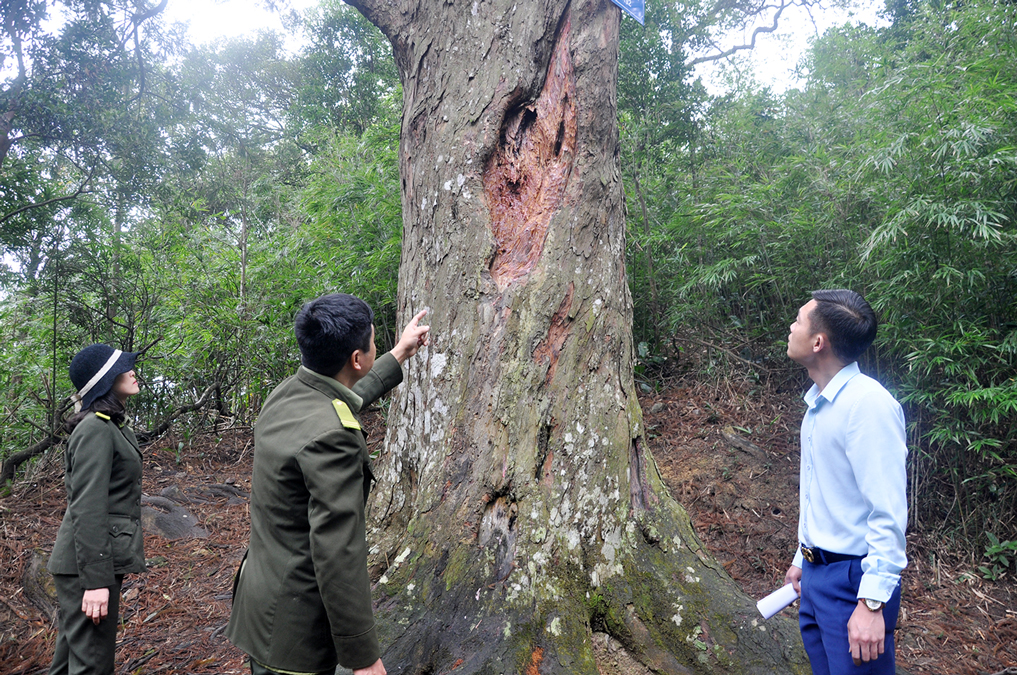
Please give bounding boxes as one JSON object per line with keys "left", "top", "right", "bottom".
{"left": 483, "top": 16, "right": 577, "bottom": 289}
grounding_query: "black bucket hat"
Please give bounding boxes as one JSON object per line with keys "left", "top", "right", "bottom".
{"left": 69, "top": 344, "right": 138, "bottom": 412}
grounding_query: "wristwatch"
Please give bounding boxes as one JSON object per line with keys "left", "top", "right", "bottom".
{"left": 862, "top": 598, "right": 884, "bottom": 611}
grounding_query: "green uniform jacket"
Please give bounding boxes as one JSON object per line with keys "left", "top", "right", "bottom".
{"left": 226, "top": 354, "right": 403, "bottom": 673}
{"left": 48, "top": 412, "right": 147, "bottom": 588}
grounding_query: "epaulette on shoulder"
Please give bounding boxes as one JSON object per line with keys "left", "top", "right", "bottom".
{"left": 94, "top": 412, "right": 111, "bottom": 421}
{"left": 331, "top": 399, "right": 362, "bottom": 430}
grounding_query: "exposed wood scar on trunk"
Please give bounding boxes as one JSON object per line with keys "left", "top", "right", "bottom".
{"left": 525, "top": 647, "right": 544, "bottom": 675}
{"left": 479, "top": 495, "right": 518, "bottom": 584}
{"left": 483, "top": 16, "right": 577, "bottom": 288}
{"left": 629, "top": 437, "right": 655, "bottom": 511}
{"left": 532, "top": 283, "right": 574, "bottom": 384}
{"left": 535, "top": 421, "right": 556, "bottom": 484}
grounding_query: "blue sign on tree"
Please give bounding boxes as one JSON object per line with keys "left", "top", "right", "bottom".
{"left": 610, "top": 0, "right": 645, "bottom": 24}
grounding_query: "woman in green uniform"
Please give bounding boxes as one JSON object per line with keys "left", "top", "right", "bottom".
{"left": 47, "top": 344, "right": 147, "bottom": 675}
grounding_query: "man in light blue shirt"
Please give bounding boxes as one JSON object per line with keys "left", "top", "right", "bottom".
{"left": 783, "top": 289, "right": 907, "bottom": 675}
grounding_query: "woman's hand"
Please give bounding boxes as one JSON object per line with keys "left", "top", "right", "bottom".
{"left": 81, "top": 588, "right": 110, "bottom": 625}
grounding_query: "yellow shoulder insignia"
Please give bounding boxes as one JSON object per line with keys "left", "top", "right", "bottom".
{"left": 332, "top": 399, "right": 362, "bottom": 430}
{"left": 95, "top": 412, "right": 111, "bottom": 421}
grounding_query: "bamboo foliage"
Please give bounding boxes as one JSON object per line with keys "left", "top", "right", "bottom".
{"left": 627, "top": 0, "right": 1017, "bottom": 542}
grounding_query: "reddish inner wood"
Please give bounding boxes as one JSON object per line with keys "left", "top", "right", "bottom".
{"left": 484, "top": 17, "right": 577, "bottom": 288}
{"left": 532, "top": 282, "right": 574, "bottom": 384}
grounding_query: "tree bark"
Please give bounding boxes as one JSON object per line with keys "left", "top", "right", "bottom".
{"left": 346, "top": 0, "right": 808, "bottom": 672}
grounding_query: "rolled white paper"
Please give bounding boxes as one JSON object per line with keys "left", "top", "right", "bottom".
{"left": 756, "top": 583, "right": 799, "bottom": 619}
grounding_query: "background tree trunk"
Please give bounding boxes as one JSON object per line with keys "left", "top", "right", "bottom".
{"left": 347, "top": 0, "right": 808, "bottom": 672}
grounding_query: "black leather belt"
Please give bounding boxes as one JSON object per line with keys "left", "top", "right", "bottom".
{"left": 800, "top": 544, "right": 865, "bottom": 565}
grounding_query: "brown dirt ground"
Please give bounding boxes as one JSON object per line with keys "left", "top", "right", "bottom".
{"left": 1, "top": 380, "right": 1015, "bottom": 675}
{"left": 643, "top": 375, "right": 1017, "bottom": 675}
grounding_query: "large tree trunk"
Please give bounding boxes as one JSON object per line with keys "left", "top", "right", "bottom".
{"left": 346, "top": 0, "right": 808, "bottom": 672}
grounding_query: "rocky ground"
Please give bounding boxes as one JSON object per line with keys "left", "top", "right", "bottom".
{"left": 1, "top": 377, "right": 1015, "bottom": 675}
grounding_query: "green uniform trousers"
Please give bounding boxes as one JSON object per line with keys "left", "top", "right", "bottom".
{"left": 249, "top": 658, "right": 337, "bottom": 675}
{"left": 48, "top": 574, "right": 123, "bottom": 675}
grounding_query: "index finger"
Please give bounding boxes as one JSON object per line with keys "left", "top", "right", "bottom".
{"left": 407, "top": 308, "right": 428, "bottom": 328}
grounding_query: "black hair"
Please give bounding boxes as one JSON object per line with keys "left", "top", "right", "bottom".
{"left": 294, "top": 293, "right": 375, "bottom": 376}
{"left": 65, "top": 389, "right": 127, "bottom": 433}
{"left": 809, "top": 289, "right": 878, "bottom": 364}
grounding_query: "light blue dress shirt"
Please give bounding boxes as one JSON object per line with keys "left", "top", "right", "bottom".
{"left": 791, "top": 361, "right": 908, "bottom": 603}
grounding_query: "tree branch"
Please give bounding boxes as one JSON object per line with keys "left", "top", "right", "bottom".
{"left": 687, "top": 1, "right": 790, "bottom": 67}
{"left": 136, "top": 384, "right": 220, "bottom": 445}
{"left": 344, "top": 0, "right": 404, "bottom": 42}
{"left": 19, "top": 416, "right": 50, "bottom": 436}
{"left": 130, "top": 24, "right": 147, "bottom": 104}
{"left": 117, "top": 0, "right": 169, "bottom": 50}
{"left": 679, "top": 335, "right": 773, "bottom": 373}
{"left": 1, "top": 383, "right": 218, "bottom": 483}
{"left": 133, "top": 0, "right": 169, "bottom": 26}
{"left": 0, "top": 10, "right": 29, "bottom": 166}
{"left": 0, "top": 435, "right": 61, "bottom": 484}
{"left": 0, "top": 165, "right": 98, "bottom": 226}
{"left": 135, "top": 336, "right": 163, "bottom": 358}
{"left": 114, "top": 0, "right": 167, "bottom": 103}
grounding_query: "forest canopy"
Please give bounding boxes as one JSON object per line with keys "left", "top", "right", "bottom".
{"left": 2, "top": 0, "right": 1015, "bottom": 554}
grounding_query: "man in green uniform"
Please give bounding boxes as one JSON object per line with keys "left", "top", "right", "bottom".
{"left": 227, "top": 293, "right": 430, "bottom": 675}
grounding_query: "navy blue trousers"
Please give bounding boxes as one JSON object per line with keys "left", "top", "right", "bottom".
{"left": 799, "top": 558, "right": 901, "bottom": 675}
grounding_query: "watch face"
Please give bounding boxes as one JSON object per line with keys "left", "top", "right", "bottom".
{"left": 864, "top": 599, "right": 884, "bottom": 611}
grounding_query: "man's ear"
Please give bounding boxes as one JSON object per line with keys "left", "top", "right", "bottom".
{"left": 812, "top": 332, "right": 827, "bottom": 354}
{"left": 349, "top": 349, "right": 365, "bottom": 373}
